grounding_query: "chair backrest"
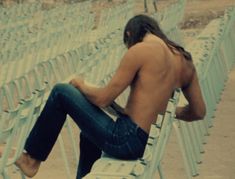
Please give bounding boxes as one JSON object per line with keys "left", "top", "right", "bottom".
{"left": 130, "top": 89, "right": 180, "bottom": 178}
{"left": 0, "top": 75, "right": 47, "bottom": 177}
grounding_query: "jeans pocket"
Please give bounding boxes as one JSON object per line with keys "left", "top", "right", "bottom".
{"left": 103, "top": 131, "right": 147, "bottom": 160}
{"left": 103, "top": 115, "right": 148, "bottom": 159}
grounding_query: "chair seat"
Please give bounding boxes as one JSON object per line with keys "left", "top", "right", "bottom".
{"left": 84, "top": 156, "right": 143, "bottom": 179}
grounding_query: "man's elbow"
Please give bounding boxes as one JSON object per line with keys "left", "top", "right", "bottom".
{"left": 193, "top": 107, "right": 206, "bottom": 120}
{"left": 98, "top": 102, "right": 110, "bottom": 108}
{"left": 95, "top": 98, "right": 111, "bottom": 108}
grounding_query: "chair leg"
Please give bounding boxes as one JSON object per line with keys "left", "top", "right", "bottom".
{"left": 158, "top": 164, "right": 164, "bottom": 179}
{"left": 173, "top": 122, "right": 193, "bottom": 179}
{"left": 2, "top": 169, "right": 10, "bottom": 179}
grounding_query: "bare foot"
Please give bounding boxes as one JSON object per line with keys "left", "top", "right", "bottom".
{"left": 15, "top": 153, "right": 41, "bottom": 178}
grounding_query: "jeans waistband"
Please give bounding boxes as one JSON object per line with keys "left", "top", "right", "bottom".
{"left": 118, "top": 113, "right": 149, "bottom": 144}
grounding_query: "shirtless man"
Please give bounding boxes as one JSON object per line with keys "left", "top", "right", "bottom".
{"left": 14, "top": 14, "right": 206, "bottom": 178}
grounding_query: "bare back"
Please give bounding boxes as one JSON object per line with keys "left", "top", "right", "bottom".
{"left": 76, "top": 33, "right": 201, "bottom": 134}
{"left": 124, "top": 35, "right": 194, "bottom": 133}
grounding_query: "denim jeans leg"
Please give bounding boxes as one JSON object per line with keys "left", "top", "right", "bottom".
{"left": 25, "top": 85, "right": 68, "bottom": 160}
{"left": 76, "top": 132, "right": 102, "bottom": 179}
{"left": 24, "top": 83, "right": 148, "bottom": 178}
{"left": 25, "top": 83, "right": 114, "bottom": 161}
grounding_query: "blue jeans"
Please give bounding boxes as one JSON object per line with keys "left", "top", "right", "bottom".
{"left": 24, "top": 83, "right": 148, "bottom": 179}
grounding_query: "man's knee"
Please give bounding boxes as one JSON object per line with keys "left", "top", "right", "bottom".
{"left": 52, "top": 83, "right": 70, "bottom": 93}
{"left": 51, "top": 83, "right": 83, "bottom": 98}
{"left": 51, "top": 83, "right": 79, "bottom": 96}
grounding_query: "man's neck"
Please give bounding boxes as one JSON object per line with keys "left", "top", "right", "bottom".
{"left": 143, "top": 33, "right": 162, "bottom": 44}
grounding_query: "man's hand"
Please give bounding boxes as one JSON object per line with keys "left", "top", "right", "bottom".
{"left": 175, "top": 105, "right": 205, "bottom": 122}
{"left": 69, "top": 77, "right": 84, "bottom": 89}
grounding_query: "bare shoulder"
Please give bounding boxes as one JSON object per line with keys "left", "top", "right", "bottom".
{"left": 131, "top": 41, "right": 165, "bottom": 52}
{"left": 127, "top": 41, "right": 166, "bottom": 62}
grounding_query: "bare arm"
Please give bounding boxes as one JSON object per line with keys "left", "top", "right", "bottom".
{"left": 176, "top": 71, "right": 206, "bottom": 121}
{"left": 70, "top": 46, "right": 142, "bottom": 108}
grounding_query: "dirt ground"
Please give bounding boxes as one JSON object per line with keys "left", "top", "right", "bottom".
{"left": 6, "top": 0, "right": 235, "bottom": 178}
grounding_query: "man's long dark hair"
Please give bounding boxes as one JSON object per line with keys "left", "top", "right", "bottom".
{"left": 123, "top": 14, "right": 192, "bottom": 61}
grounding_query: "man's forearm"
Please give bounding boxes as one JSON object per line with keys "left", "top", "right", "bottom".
{"left": 175, "top": 105, "right": 203, "bottom": 122}
{"left": 175, "top": 106, "right": 189, "bottom": 120}
{"left": 78, "top": 83, "right": 125, "bottom": 113}
{"left": 76, "top": 82, "right": 106, "bottom": 107}
{"left": 76, "top": 83, "right": 112, "bottom": 108}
